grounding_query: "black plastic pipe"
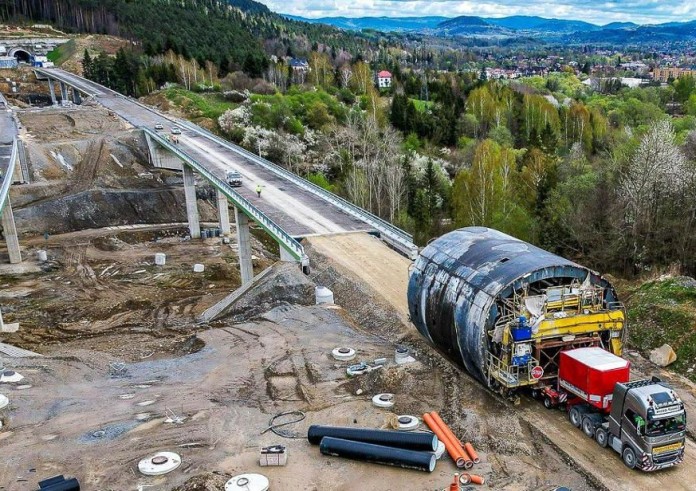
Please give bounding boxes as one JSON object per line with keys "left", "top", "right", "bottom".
{"left": 36, "top": 475, "right": 80, "bottom": 491}
{"left": 319, "top": 436, "right": 436, "bottom": 472}
{"left": 308, "top": 425, "right": 438, "bottom": 451}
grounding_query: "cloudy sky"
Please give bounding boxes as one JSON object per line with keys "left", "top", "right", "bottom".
{"left": 255, "top": 0, "right": 695, "bottom": 25}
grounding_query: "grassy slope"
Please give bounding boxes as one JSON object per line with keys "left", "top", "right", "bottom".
{"left": 162, "top": 88, "right": 237, "bottom": 121}
{"left": 625, "top": 277, "right": 696, "bottom": 381}
{"left": 47, "top": 39, "right": 76, "bottom": 64}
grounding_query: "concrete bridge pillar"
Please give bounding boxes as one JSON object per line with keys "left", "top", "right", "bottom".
{"left": 1, "top": 196, "right": 21, "bottom": 264}
{"left": 47, "top": 78, "right": 57, "bottom": 105}
{"left": 182, "top": 165, "right": 200, "bottom": 239}
{"left": 234, "top": 206, "right": 254, "bottom": 285}
{"left": 144, "top": 133, "right": 183, "bottom": 171}
{"left": 59, "top": 81, "right": 68, "bottom": 103}
{"left": 217, "top": 189, "right": 231, "bottom": 236}
{"left": 279, "top": 247, "right": 296, "bottom": 262}
{"left": 72, "top": 88, "right": 82, "bottom": 105}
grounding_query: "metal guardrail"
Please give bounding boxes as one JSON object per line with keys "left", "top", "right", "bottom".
{"left": 0, "top": 139, "right": 17, "bottom": 215}
{"left": 178, "top": 121, "right": 419, "bottom": 260}
{"left": 143, "top": 128, "right": 307, "bottom": 263}
{"left": 34, "top": 68, "right": 102, "bottom": 97}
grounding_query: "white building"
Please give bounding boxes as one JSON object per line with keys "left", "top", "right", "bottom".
{"left": 376, "top": 70, "right": 392, "bottom": 89}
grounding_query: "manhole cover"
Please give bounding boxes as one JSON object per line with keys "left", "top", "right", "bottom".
{"left": 0, "top": 371, "right": 24, "bottom": 383}
{"left": 396, "top": 415, "right": 419, "bottom": 431}
{"left": 138, "top": 452, "right": 181, "bottom": 476}
{"left": 225, "top": 474, "right": 269, "bottom": 491}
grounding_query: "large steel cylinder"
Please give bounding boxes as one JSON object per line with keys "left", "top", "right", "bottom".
{"left": 407, "top": 227, "right": 618, "bottom": 383}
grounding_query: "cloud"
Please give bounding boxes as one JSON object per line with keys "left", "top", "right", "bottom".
{"left": 255, "top": 0, "right": 695, "bottom": 25}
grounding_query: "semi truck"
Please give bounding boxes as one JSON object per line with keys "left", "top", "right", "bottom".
{"left": 407, "top": 227, "right": 686, "bottom": 471}
{"left": 539, "top": 347, "right": 685, "bottom": 470}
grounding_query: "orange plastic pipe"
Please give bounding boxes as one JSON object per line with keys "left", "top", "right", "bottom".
{"left": 423, "top": 413, "right": 466, "bottom": 468}
{"left": 460, "top": 473, "right": 485, "bottom": 485}
{"left": 430, "top": 412, "right": 474, "bottom": 468}
{"left": 449, "top": 474, "right": 460, "bottom": 491}
{"left": 464, "top": 442, "right": 481, "bottom": 464}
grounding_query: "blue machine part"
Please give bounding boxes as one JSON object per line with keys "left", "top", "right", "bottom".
{"left": 510, "top": 316, "right": 532, "bottom": 342}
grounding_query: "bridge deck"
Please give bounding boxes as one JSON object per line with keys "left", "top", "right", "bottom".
{"left": 37, "top": 69, "right": 375, "bottom": 238}
{"left": 0, "top": 106, "right": 17, "bottom": 211}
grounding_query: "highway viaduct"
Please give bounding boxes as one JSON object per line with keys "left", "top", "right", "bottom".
{"left": 3, "top": 68, "right": 417, "bottom": 288}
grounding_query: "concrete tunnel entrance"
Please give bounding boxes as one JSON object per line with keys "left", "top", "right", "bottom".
{"left": 11, "top": 49, "right": 31, "bottom": 64}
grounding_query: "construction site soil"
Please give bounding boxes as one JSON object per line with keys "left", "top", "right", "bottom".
{"left": 1, "top": 95, "right": 695, "bottom": 491}
{"left": 0, "top": 227, "right": 594, "bottom": 491}
{"left": 13, "top": 106, "right": 219, "bottom": 235}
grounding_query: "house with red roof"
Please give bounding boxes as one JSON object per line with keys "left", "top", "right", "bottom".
{"left": 376, "top": 70, "right": 392, "bottom": 89}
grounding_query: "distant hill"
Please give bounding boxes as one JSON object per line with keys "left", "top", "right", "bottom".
{"left": 438, "top": 16, "right": 490, "bottom": 28}
{"left": 602, "top": 22, "right": 637, "bottom": 29}
{"left": 286, "top": 15, "right": 447, "bottom": 31}
{"left": 436, "top": 16, "right": 510, "bottom": 36}
{"left": 533, "top": 19, "right": 600, "bottom": 33}
{"left": 286, "top": 14, "right": 609, "bottom": 34}
{"left": 485, "top": 16, "right": 549, "bottom": 30}
{"left": 227, "top": 0, "right": 270, "bottom": 14}
{"left": 280, "top": 13, "right": 696, "bottom": 44}
{"left": 570, "top": 20, "right": 696, "bottom": 43}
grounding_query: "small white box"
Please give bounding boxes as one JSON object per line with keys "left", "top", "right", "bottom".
{"left": 259, "top": 445, "right": 287, "bottom": 466}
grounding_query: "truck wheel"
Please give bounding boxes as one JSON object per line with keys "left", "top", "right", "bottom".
{"left": 543, "top": 396, "right": 554, "bottom": 409}
{"left": 582, "top": 416, "right": 596, "bottom": 437}
{"left": 595, "top": 427, "right": 608, "bottom": 448}
{"left": 622, "top": 446, "right": 637, "bottom": 469}
{"left": 569, "top": 406, "right": 582, "bottom": 427}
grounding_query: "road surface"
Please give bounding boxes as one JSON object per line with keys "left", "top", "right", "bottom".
{"left": 308, "top": 233, "right": 412, "bottom": 323}
{"left": 37, "top": 68, "right": 372, "bottom": 238}
{"left": 0, "top": 105, "right": 17, "bottom": 205}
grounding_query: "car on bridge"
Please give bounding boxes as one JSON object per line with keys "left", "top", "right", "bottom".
{"left": 226, "top": 170, "right": 243, "bottom": 187}
{"left": 171, "top": 126, "right": 182, "bottom": 135}
{"left": 154, "top": 122, "right": 164, "bottom": 131}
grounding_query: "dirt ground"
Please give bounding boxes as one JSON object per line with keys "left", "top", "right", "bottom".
{"left": 11, "top": 106, "right": 221, "bottom": 236}
{"left": 307, "top": 234, "right": 412, "bottom": 325}
{"left": 0, "top": 227, "right": 596, "bottom": 491}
